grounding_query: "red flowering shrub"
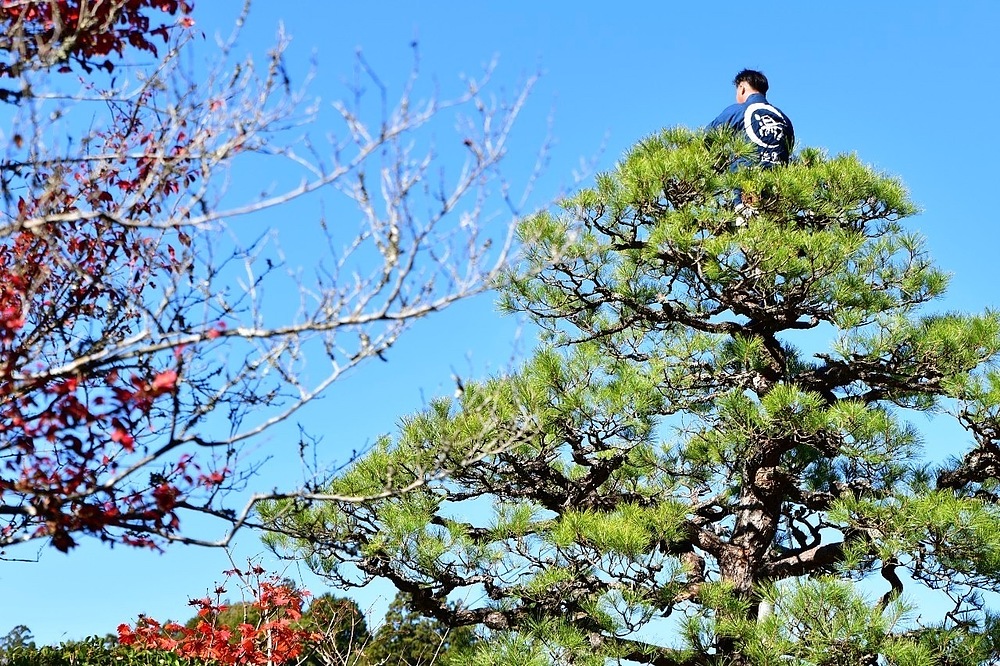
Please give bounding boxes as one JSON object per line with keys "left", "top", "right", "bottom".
{"left": 118, "top": 564, "right": 321, "bottom": 665}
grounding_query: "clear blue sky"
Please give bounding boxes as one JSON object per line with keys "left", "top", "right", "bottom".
{"left": 5, "top": 0, "right": 1000, "bottom": 646}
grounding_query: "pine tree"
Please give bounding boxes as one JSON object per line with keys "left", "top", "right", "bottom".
{"left": 262, "top": 128, "right": 1000, "bottom": 664}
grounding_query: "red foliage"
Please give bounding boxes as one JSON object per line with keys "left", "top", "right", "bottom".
{"left": 0, "top": 1, "right": 194, "bottom": 76}
{"left": 118, "top": 565, "right": 321, "bottom": 665}
{"left": 0, "top": 4, "right": 229, "bottom": 552}
{"left": 0, "top": 131, "right": 208, "bottom": 550}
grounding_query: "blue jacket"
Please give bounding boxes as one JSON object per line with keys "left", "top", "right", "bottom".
{"left": 709, "top": 92, "right": 794, "bottom": 167}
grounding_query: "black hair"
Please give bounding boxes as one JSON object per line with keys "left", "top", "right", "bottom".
{"left": 733, "top": 69, "right": 769, "bottom": 94}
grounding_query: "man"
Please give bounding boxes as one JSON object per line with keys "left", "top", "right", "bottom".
{"left": 710, "top": 69, "right": 794, "bottom": 169}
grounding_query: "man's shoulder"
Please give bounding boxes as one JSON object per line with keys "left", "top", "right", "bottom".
{"left": 709, "top": 103, "right": 745, "bottom": 129}
{"left": 748, "top": 95, "right": 791, "bottom": 122}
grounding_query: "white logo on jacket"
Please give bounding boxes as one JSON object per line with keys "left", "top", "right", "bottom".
{"left": 743, "top": 102, "right": 787, "bottom": 148}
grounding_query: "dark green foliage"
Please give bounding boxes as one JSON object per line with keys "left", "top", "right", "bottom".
{"left": 0, "top": 626, "right": 35, "bottom": 654}
{"left": 302, "top": 593, "right": 371, "bottom": 661}
{"left": 263, "top": 129, "right": 1000, "bottom": 664}
{"left": 0, "top": 635, "right": 186, "bottom": 666}
{"left": 365, "top": 593, "right": 477, "bottom": 665}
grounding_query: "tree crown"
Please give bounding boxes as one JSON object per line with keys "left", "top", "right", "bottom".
{"left": 263, "top": 128, "right": 1000, "bottom": 664}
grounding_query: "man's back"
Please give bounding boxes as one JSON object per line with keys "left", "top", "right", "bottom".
{"left": 710, "top": 71, "right": 794, "bottom": 167}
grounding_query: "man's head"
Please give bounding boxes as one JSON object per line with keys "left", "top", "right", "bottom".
{"left": 733, "top": 69, "right": 768, "bottom": 103}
